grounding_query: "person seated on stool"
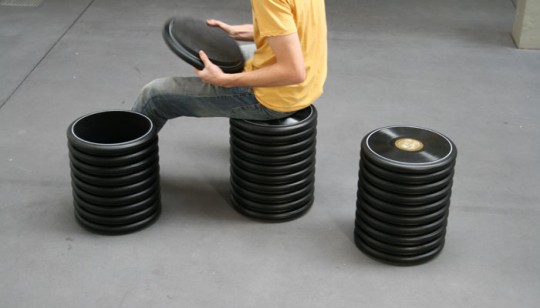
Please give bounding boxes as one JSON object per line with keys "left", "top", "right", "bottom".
{"left": 132, "top": 0, "right": 328, "bottom": 133}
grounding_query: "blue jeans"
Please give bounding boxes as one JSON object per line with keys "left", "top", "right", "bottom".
{"left": 132, "top": 45, "right": 294, "bottom": 132}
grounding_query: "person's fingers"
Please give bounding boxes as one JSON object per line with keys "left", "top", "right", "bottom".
{"left": 207, "top": 19, "right": 225, "bottom": 28}
{"left": 206, "top": 19, "right": 231, "bottom": 33}
{"left": 206, "top": 19, "right": 220, "bottom": 26}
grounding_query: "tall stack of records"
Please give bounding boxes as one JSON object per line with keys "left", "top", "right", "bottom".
{"left": 229, "top": 106, "right": 318, "bottom": 221}
{"left": 355, "top": 126, "right": 457, "bottom": 265}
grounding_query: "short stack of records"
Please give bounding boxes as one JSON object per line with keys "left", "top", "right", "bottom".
{"left": 355, "top": 126, "right": 457, "bottom": 265}
{"left": 229, "top": 106, "right": 317, "bottom": 221}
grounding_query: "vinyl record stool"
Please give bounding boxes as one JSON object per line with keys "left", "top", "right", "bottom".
{"left": 229, "top": 106, "right": 317, "bottom": 221}
{"left": 67, "top": 110, "right": 161, "bottom": 235}
{"left": 355, "top": 126, "right": 457, "bottom": 265}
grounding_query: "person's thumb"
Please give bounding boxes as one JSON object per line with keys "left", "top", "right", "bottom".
{"left": 198, "top": 50, "right": 210, "bottom": 67}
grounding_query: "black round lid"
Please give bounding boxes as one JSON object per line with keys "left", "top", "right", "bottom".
{"left": 361, "top": 126, "right": 457, "bottom": 173}
{"left": 162, "top": 17, "right": 245, "bottom": 73}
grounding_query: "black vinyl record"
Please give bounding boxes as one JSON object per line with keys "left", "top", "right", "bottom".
{"left": 356, "top": 206, "right": 448, "bottom": 236}
{"left": 354, "top": 227, "right": 446, "bottom": 257}
{"left": 231, "top": 189, "right": 313, "bottom": 214}
{"left": 360, "top": 153, "right": 455, "bottom": 185}
{"left": 231, "top": 136, "right": 315, "bottom": 156}
{"left": 74, "top": 200, "right": 159, "bottom": 226}
{"left": 74, "top": 191, "right": 159, "bottom": 216}
{"left": 230, "top": 124, "right": 316, "bottom": 145}
{"left": 75, "top": 206, "right": 161, "bottom": 235}
{"left": 231, "top": 161, "right": 315, "bottom": 185}
{"left": 231, "top": 178, "right": 313, "bottom": 204}
{"left": 355, "top": 216, "right": 447, "bottom": 246}
{"left": 354, "top": 234, "right": 445, "bottom": 265}
{"left": 357, "top": 185, "right": 451, "bottom": 216}
{"left": 68, "top": 140, "right": 158, "bottom": 167}
{"left": 163, "top": 17, "right": 244, "bottom": 73}
{"left": 230, "top": 150, "right": 315, "bottom": 175}
{"left": 71, "top": 170, "right": 158, "bottom": 197}
{"left": 361, "top": 126, "right": 457, "bottom": 173}
{"left": 70, "top": 161, "right": 158, "bottom": 187}
{"left": 357, "top": 196, "right": 449, "bottom": 226}
{"left": 231, "top": 169, "right": 313, "bottom": 194}
{"left": 231, "top": 142, "right": 315, "bottom": 166}
{"left": 230, "top": 192, "right": 313, "bottom": 221}
{"left": 359, "top": 162, "right": 454, "bottom": 195}
{"left": 359, "top": 173, "right": 452, "bottom": 206}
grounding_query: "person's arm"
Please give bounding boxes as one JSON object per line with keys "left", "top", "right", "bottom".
{"left": 206, "top": 19, "right": 254, "bottom": 42}
{"left": 195, "top": 32, "right": 306, "bottom": 88}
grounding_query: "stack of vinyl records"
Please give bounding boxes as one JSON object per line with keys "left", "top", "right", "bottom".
{"left": 229, "top": 106, "right": 317, "bottom": 221}
{"left": 67, "top": 111, "right": 161, "bottom": 235}
{"left": 355, "top": 126, "right": 457, "bottom": 265}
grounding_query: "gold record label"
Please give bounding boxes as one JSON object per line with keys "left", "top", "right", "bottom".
{"left": 394, "top": 138, "right": 424, "bottom": 152}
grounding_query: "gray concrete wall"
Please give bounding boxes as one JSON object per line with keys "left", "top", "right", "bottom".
{"left": 513, "top": 0, "right": 540, "bottom": 49}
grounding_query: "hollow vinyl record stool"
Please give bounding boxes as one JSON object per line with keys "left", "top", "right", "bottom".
{"left": 163, "top": 17, "right": 244, "bottom": 73}
{"left": 229, "top": 106, "right": 317, "bottom": 221}
{"left": 67, "top": 110, "right": 161, "bottom": 234}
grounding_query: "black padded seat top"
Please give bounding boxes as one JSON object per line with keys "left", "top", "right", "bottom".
{"left": 244, "top": 106, "right": 314, "bottom": 127}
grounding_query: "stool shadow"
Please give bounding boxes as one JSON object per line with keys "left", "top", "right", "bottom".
{"left": 336, "top": 216, "right": 356, "bottom": 244}
{"left": 159, "top": 174, "right": 244, "bottom": 222}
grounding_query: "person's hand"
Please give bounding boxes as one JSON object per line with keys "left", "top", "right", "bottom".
{"left": 194, "top": 50, "right": 230, "bottom": 87}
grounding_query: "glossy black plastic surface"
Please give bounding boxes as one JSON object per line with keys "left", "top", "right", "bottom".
{"left": 163, "top": 17, "right": 244, "bottom": 73}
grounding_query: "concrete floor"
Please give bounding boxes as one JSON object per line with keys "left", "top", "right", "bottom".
{"left": 1, "top": 0, "right": 539, "bottom": 307}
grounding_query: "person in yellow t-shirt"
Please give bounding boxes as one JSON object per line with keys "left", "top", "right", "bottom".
{"left": 132, "top": 0, "right": 327, "bottom": 132}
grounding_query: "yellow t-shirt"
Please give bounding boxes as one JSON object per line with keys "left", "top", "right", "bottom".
{"left": 244, "top": 0, "right": 328, "bottom": 112}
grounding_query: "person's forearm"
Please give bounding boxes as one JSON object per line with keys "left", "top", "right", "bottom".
{"left": 223, "top": 33, "right": 305, "bottom": 88}
{"left": 229, "top": 24, "right": 254, "bottom": 41}
{"left": 222, "top": 63, "right": 305, "bottom": 88}
{"left": 195, "top": 33, "right": 305, "bottom": 88}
